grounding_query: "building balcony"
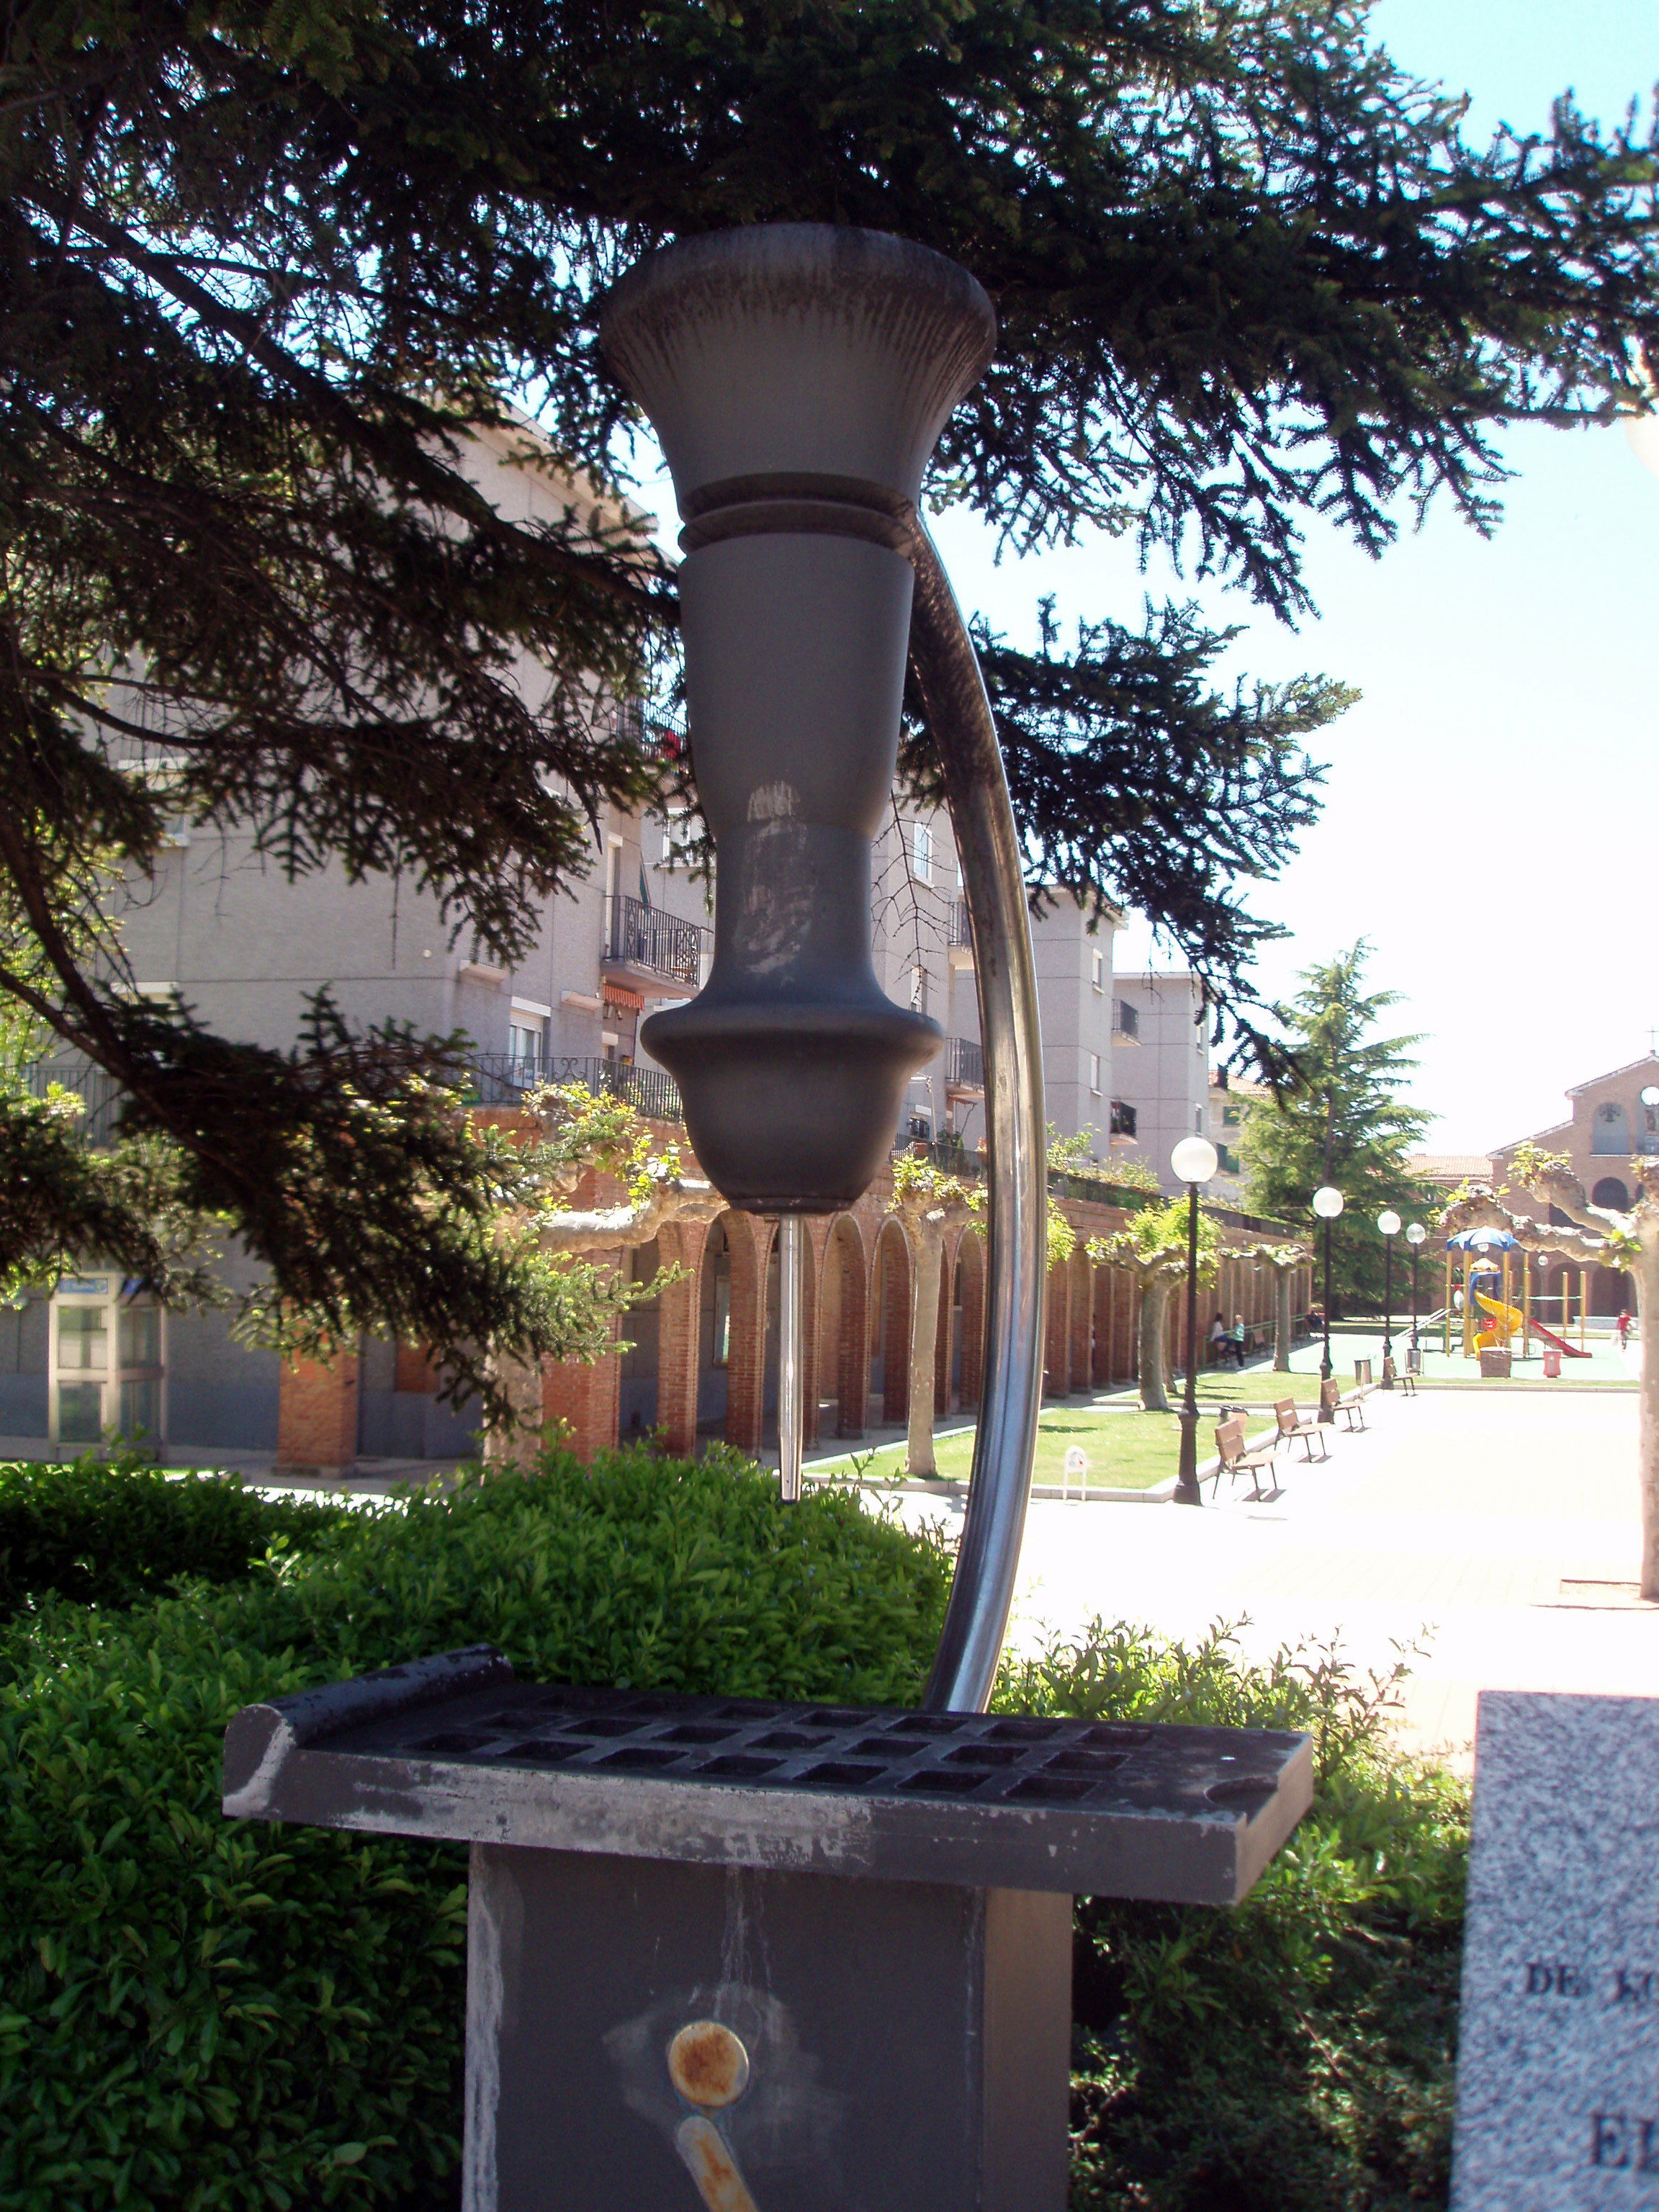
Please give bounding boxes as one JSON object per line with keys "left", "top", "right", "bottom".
{"left": 601, "top": 894, "right": 706, "bottom": 997}
{"left": 1112, "top": 999, "right": 1141, "bottom": 1043}
{"left": 469, "top": 1053, "right": 684, "bottom": 1125}
{"left": 1109, "top": 1098, "right": 1138, "bottom": 1141}
{"left": 943, "top": 1035, "right": 984, "bottom": 1092}
{"left": 945, "top": 899, "right": 974, "bottom": 969}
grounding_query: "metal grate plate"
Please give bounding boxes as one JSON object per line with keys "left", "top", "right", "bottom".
{"left": 223, "top": 1646, "right": 1313, "bottom": 1905}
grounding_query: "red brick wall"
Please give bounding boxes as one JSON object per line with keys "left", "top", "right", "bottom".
{"left": 878, "top": 1226, "right": 911, "bottom": 1424}
{"left": 654, "top": 1218, "right": 708, "bottom": 1458}
{"left": 1069, "top": 1251, "right": 1092, "bottom": 1392}
{"left": 544, "top": 1247, "right": 623, "bottom": 1460}
{"left": 958, "top": 1233, "right": 986, "bottom": 1406}
{"left": 276, "top": 1351, "right": 359, "bottom": 1472}
{"left": 935, "top": 1258, "right": 952, "bottom": 1416}
{"left": 1043, "top": 1259, "right": 1069, "bottom": 1397}
{"left": 722, "top": 1212, "right": 770, "bottom": 1455}
{"left": 832, "top": 1220, "right": 868, "bottom": 1437}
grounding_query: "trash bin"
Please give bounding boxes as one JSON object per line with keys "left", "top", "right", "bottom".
{"left": 1542, "top": 1347, "right": 1562, "bottom": 1379}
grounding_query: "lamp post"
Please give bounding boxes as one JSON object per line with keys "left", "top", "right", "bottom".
{"left": 1406, "top": 1221, "right": 1426, "bottom": 1370}
{"left": 1313, "top": 1184, "right": 1344, "bottom": 1418}
{"left": 1172, "top": 1135, "right": 1220, "bottom": 1506}
{"left": 1377, "top": 1210, "right": 1401, "bottom": 1385}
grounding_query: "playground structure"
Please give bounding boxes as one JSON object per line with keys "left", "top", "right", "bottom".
{"left": 1442, "top": 1229, "right": 1594, "bottom": 1363}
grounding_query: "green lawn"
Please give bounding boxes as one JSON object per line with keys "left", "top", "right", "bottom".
{"left": 817, "top": 1402, "right": 1255, "bottom": 1491}
{"left": 1102, "top": 1366, "right": 1326, "bottom": 1406}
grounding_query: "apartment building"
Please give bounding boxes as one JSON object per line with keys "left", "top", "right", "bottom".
{"left": 2, "top": 422, "right": 1241, "bottom": 1460}
{"left": 1105, "top": 970, "right": 1212, "bottom": 1192}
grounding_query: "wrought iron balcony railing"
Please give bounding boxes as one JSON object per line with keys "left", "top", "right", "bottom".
{"left": 469, "top": 1053, "right": 685, "bottom": 1124}
{"left": 603, "top": 894, "right": 706, "bottom": 986}
{"left": 946, "top": 899, "right": 974, "bottom": 949}
{"left": 943, "top": 1035, "right": 984, "bottom": 1089}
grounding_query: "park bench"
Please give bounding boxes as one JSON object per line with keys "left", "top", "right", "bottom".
{"left": 1320, "top": 1375, "right": 1367, "bottom": 1431}
{"left": 1274, "top": 1395, "right": 1328, "bottom": 1462}
{"left": 1382, "top": 1353, "right": 1417, "bottom": 1398}
{"left": 1212, "top": 1415, "right": 1281, "bottom": 1500}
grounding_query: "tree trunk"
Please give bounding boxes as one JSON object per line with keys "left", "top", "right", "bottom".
{"left": 1274, "top": 1267, "right": 1294, "bottom": 1372}
{"left": 1640, "top": 1241, "right": 1659, "bottom": 1600}
{"left": 1138, "top": 1274, "right": 1173, "bottom": 1413}
{"left": 907, "top": 1226, "right": 945, "bottom": 1475}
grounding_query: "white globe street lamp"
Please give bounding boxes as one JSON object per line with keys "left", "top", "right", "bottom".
{"left": 1170, "top": 1136, "right": 1218, "bottom": 1504}
{"left": 1377, "top": 1211, "right": 1401, "bottom": 1385}
{"left": 1171, "top": 1136, "right": 1219, "bottom": 1186}
{"left": 1406, "top": 1221, "right": 1427, "bottom": 1367}
{"left": 1311, "top": 1185, "right": 1344, "bottom": 1408}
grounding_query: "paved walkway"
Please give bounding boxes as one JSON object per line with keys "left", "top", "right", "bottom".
{"left": 876, "top": 1388, "right": 1653, "bottom": 1768}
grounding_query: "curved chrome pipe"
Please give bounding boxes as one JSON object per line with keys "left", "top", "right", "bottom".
{"left": 907, "top": 522, "right": 1047, "bottom": 1713}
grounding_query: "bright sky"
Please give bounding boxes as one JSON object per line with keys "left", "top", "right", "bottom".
{"left": 637, "top": 1, "right": 1658, "bottom": 1154}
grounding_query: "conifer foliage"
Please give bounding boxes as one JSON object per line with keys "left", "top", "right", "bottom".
{"left": 1242, "top": 941, "right": 1434, "bottom": 1310}
{"left": 3, "top": 0, "right": 1655, "bottom": 1364}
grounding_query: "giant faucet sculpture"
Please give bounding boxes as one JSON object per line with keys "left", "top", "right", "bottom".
{"left": 602, "top": 225, "right": 1048, "bottom": 1711}
{"left": 221, "top": 228, "right": 1313, "bottom": 2212}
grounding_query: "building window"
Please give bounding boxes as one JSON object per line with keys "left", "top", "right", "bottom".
{"left": 1593, "top": 1177, "right": 1631, "bottom": 1209}
{"left": 1112, "top": 999, "right": 1139, "bottom": 1040}
{"left": 50, "top": 1280, "right": 164, "bottom": 1446}
{"left": 1110, "top": 1099, "right": 1137, "bottom": 1138}
{"left": 659, "top": 805, "right": 696, "bottom": 870}
{"left": 1089, "top": 1052, "right": 1102, "bottom": 1095}
{"left": 911, "top": 819, "right": 933, "bottom": 884}
{"left": 909, "top": 964, "right": 927, "bottom": 1015}
{"left": 1091, "top": 948, "right": 1104, "bottom": 994}
{"left": 1592, "top": 1101, "right": 1631, "bottom": 1156}
{"left": 508, "top": 1017, "right": 542, "bottom": 1074}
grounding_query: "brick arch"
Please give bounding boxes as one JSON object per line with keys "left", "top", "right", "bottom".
{"left": 652, "top": 1214, "right": 713, "bottom": 1458}
{"left": 725, "top": 1213, "right": 775, "bottom": 1456}
{"left": 1044, "top": 1249, "right": 1071, "bottom": 1398}
{"left": 818, "top": 1213, "right": 869, "bottom": 1439}
{"left": 871, "top": 1217, "right": 913, "bottom": 1426}
{"left": 1091, "top": 1256, "right": 1118, "bottom": 1389}
{"left": 955, "top": 1230, "right": 987, "bottom": 1408}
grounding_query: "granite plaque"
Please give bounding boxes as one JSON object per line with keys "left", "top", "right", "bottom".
{"left": 1452, "top": 1691, "right": 1659, "bottom": 2209}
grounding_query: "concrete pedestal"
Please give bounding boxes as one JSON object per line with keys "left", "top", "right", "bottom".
{"left": 223, "top": 1647, "right": 1313, "bottom": 2212}
{"left": 466, "top": 1845, "right": 1071, "bottom": 2211}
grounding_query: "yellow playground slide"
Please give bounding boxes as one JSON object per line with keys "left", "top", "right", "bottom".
{"left": 1473, "top": 1290, "right": 1523, "bottom": 1350}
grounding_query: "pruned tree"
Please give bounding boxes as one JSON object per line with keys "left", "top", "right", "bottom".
{"left": 1442, "top": 1145, "right": 1659, "bottom": 1597}
{"left": 1090, "top": 1202, "right": 1220, "bottom": 1415}
{"left": 1241, "top": 1243, "right": 1312, "bottom": 1372}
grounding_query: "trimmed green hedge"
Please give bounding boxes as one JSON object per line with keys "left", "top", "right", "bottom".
{"left": 0, "top": 1452, "right": 346, "bottom": 1619}
{"left": 1002, "top": 1621, "right": 1468, "bottom": 2211}
{"left": 0, "top": 1450, "right": 1469, "bottom": 2212}
{"left": 0, "top": 1448, "right": 951, "bottom": 2211}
